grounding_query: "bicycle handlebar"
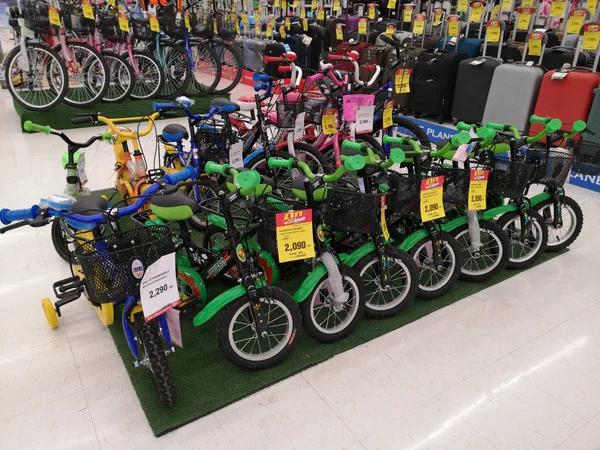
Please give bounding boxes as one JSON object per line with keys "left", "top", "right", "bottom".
{"left": 24, "top": 120, "right": 113, "bottom": 148}
{"left": 0, "top": 206, "right": 40, "bottom": 225}
{"left": 268, "top": 155, "right": 365, "bottom": 182}
{"left": 341, "top": 140, "right": 405, "bottom": 168}
{"left": 204, "top": 162, "right": 263, "bottom": 191}
{"left": 71, "top": 112, "right": 162, "bottom": 139}
{"left": 23, "top": 121, "right": 51, "bottom": 134}
{"left": 529, "top": 114, "right": 552, "bottom": 125}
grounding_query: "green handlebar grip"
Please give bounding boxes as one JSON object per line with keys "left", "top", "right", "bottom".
{"left": 530, "top": 114, "right": 551, "bottom": 125}
{"left": 476, "top": 127, "right": 496, "bottom": 141}
{"left": 343, "top": 154, "right": 366, "bottom": 171}
{"left": 238, "top": 170, "right": 261, "bottom": 189}
{"left": 545, "top": 118, "right": 562, "bottom": 134}
{"left": 24, "top": 121, "right": 51, "bottom": 134}
{"left": 573, "top": 120, "right": 587, "bottom": 133}
{"left": 389, "top": 147, "right": 405, "bottom": 164}
{"left": 205, "top": 161, "right": 230, "bottom": 176}
{"left": 382, "top": 135, "right": 405, "bottom": 145}
{"left": 100, "top": 132, "right": 113, "bottom": 141}
{"left": 341, "top": 140, "right": 365, "bottom": 151}
{"left": 456, "top": 121, "right": 476, "bottom": 132}
{"left": 485, "top": 121, "right": 509, "bottom": 131}
{"left": 450, "top": 131, "right": 471, "bottom": 146}
{"left": 267, "top": 157, "right": 294, "bottom": 170}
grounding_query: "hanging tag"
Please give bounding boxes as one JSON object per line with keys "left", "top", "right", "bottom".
{"left": 48, "top": 5, "right": 61, "bottom": 27}
{"left": 303, "top": 18, "right": 308, "bottom": 31}
{"left": 294, "top": 112, "right": 305, "bottom": 142}
{"left": 255, "top": 22, "right": 261, "bottom": 37}
{"left": 276, "top": 210, "right": 316, "bottom": 263}
{"left": 368, "top": 4, "right": 376, "bottom": 19}
{"left": 77, "top": 152, "right": 88, "bottom": 186}
{"left": 433, "top": 8, "right": 443, "bottom": 26}
{"left": 312, "top": 0, "right": 317, "bottom": 9}
{"left": 229, "top": 142, "right": 244, "bottom": 168}
{"left": 356, "top": 105, "right": 375, "bottom": 134}
{"left": 300, "top": 8, "right": 306, "bottom": 18}
{"left": 149, "top": 6, "right": 160, "bottom": 33}
{"left": 322, "top": 107, "right": 338, "bottom": 135}
{"left": 394, "top": 68, "right": 411, "bottom": 93}
{"left": 302, "top": 35, "right": 312, "bottom": 46}
{"left": 470, "top": 59, "right": 485, "bottom": 65}
{"left": 413, "top": 14, "right": 426, "bottom": 35}
{"left": 235, "top": 20, "right": 241, "bottom": 34}
{"left": 334, "top": 0, "right": 341, "bottom": 12}
{"left": 448, "top": 16, "right": 460, "bottom": 37}
{"left": 285, "top": 17, "right": 291, "bottom": 30}
{"left": 387, "top": 0, "right": 397, "bottom": 9}
{"left": 383, "top": 100, "right": 394, "bottom": 129}
{"left": 282, "top": 0, "right": 287, "bottom": 9}
{"left": 468, "top": 169, "right": 489, "bottom": 210}
{"left": 82, "top": 0, "right": 95, "bottom": 20}
{"left": 470, "top": 3, "right": 484, "bottom": 22}
{"left": 358, "top": 17, "right": 368, "bottom": 34}
{"left": 270, "top": 15, "right": 275, "bottom": 26}
{"left": 528, "top": 32, "right": 543, "bottom": 56}
{"left": 274, "top": 0, "right": 280, "bottom": 6}
{"left": 517, "top": 8, "right": 533, "bottom": 31}
{"left": 492, "top": 4, "right": 500, "bottom": 17}
{"left": 521, "top": 0, "right": 534, "bottom": 6}
{"left": 457, "top": 0, "right": 468, "bottom": 13}
{"left": 293, "top": 0, "right": 299, "bottom": 8}
{"left": 403, "top": 4, "right": 413, "bottom": 23}
{"left": 318, "top": 7, "right": 325, "bottom": 20}
{"left": 583, "top": 24, "right": 600, "bottom": 51}
{"left": 550, "top": 0, "right": 565, "bottom": 17}
{"left": 279, "top": 25, "right": 286, "bottom": 39}
{"left": 165, "top": 308, "right": 183, "bottom": 348}
{"left": 118, "top": 3, "right": 129, "bottom": 32}
{"left": 590, "top": 0, "right": 598, "bottom": 17}
{"left": 420, "top": 176, "right": 445, "bottom": 221}
{"left": 567, "top": 10, "right": 586, "bottom": 35}
{"left": 386, "top": 24, "right": 396, "bottom": 37}
{"left": 184, "top": 11, "right": 192, "bottom": 29}
{"left": 140, "top": 253, "right": 181, "bottom": 322}
{"left": 551, "top": 71, "right": 568, "bottom": 79}
{"left": 486, "top": 20, "right": 501, "bottom": 43}
{"left": 266, "top": 23, "right": 273, "bottom": 37}
{"left": 336, "top": 24, "right": 344, "bottom": 40}
{"left": 501, "top": 0, "right": 512, "bottom": 12}
{"left": 381, "top": 197, "right": 390, "bottom": 241}
{"left": 452, "top": 144, "right": 469, "bottom": 162}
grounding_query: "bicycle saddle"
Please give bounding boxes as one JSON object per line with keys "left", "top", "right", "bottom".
{"left": 236, "top": 95, "right": 258, "bottom": 111}
{"left": 150, "top": 189, "right": 200, "bottom": 221}
{"left": 210, "top": 98, "right": 240, "bottom": 113}
{"left": 71, "top": 195, "right": 108, "bottom": 215}
{"left": 161, "top": 124, "right": 189, "bottom": 142}
{"left": 291, "top": 176, "right": 329, "bottom": 202}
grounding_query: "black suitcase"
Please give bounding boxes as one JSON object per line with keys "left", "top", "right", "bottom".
{"left": 391, "top": 48, "right": 419, "bottom": 112}
{"left": 308, "top": 23, "right": 327, "bottom": 71}
{"left": 374, "top": 19, "right": 402, "bottom": 32}
{"left": 326, "top": 17, "right": 345, "bottom": 50}
{"left": 515, "top": 30, "right": 561, "bottom": 47}
{"left": 533, "top": 47, "right": 589, "bottom": 71}
{"left": 368, "top": 30, "right": 381, "bottom": 44}
{"left": 485, "top": 43, "right": 523, "bottom": 63}
{"left": 264, "top": 42, "right": 286, "bottom": 78}
{"left": 411, "top": 49, "right": 467, "bottom": 123}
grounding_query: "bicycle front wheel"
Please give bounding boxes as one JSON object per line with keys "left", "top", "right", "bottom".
{"left": 129, "top": 51, "right": 164, "bottom": 100}
{"left": 149, "top": 40, "right": 191, "bottom": 98}
{"left": 4, "top": 42, "right": 68, "bottom": 111}
{"left": 185, "top": 41, "right": 221, "bottom": 96}
{"left": 210, "top": 40, "right": 242, "bottom": 94}
{"left": 60, "top": 42, "right": 109, "bottom": 108}
{"left": 102, "top": 51, "right": 134, "bottom": 102}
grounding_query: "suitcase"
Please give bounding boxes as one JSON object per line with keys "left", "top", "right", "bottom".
{"left": 407, "top": 34, "right": 442, "bottom": 51}
{"left": 242, "top": 38, "right": 257, "bottom": 70}
{"left": 411, "top": 49, "right": 467, "bottom": 122}
{"left": 515, "top": 30, "right": 560, "bottom": 47}
{"left": 345, "top": 15, "right": 361, "bottom": 33}
{"left": 368, "top": 30, "right": 381, "bottom": 44}
{"left": 308, "top": 24, "right": 327, "bottom": 70}
{"left": 374, "top": 19, "right": 403, "bottom": 32}
{"left": 253, "top": 39, "right": 268, "bottom": 72}
{"left": 326, "top": 18, "right": 346, "bottom": 50}
{"left": 334, "top": 41, "right": 372, "bottom": 71}
{"left": 484, "top": 43, "right": 523, "bottom": 63}
{"left": 534, "top": 46, "right": 589, "bottom": 71}
{"left": 436, "top": 37, "right": 483, "bottom": 58}
{"left": 584, "top": 87, "right": 600, "bottom": 143}
{"left": 264, "top": 42, "right": 286, "bottom": 78}
{"left": 390, "top": 48, "right": 419, "bottom": 112}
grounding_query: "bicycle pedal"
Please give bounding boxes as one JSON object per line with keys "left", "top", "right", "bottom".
{"left": 52, "top": 276, "right": 84, "bottom": 300}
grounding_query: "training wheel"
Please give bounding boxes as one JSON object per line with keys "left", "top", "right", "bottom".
{"left": 92, "top": 302, "right": 114, "bottom": 326}
{"left": 42, "top": 298, "right": 59, "bottom": 329}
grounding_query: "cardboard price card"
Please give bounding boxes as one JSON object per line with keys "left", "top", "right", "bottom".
{"left": 312, "top": 0, "right": 317, "bottom": 9}
{"left": 300, "top": 8, "right": 306, "bottom": 18}
{"left": 149, "top": 6, "right": 160, "bottom": 33}
{"left": 383, "top": 100, "right": 394, "bottom": 129}
{"left": 285, "top": 17, "right": 291, "bottom": 30}
{"left": 528, "top": 32, "right": 543, "bottom": 56}
{"left": 266, "top": 23, "right": 273, "bottom": 37}
{"left": 368, "top": 4, "right": 376, "bottom": 19}
{"left": 550, "top": 0, "right": 565, "bottom": 17}
{"left": 448, "top": 16, "right": 460, "bottom": 37}
{"left": 82, "top": 0, "right": 94, "bottom": 20}
{"left": 567, "top": 10, "right": 586, "bottom": 35}
{"left": 387, "top": 0, "right": 397, "bottom": 9}
{"left": 413, "top": 14, "right": 426, "bottom": 35}
{"left": 583, "top": 24, "right": 600, "bottom": 51}
{"left": 590, "top": 0, "right": 598, "bottom": 17}
{"left": 521, "top": 0, "right": 535, "bottom": 6}
{"left": 433, "top": 8, "right": 443, "bottom": 26}
{"left": 386, "top": 24, "right": 396, "bottom": 37}
{"left": 276, "top": 210, "right": 316, "bottom": 263}
{"left": 486, "top": 20, "right": 501, "bottom": 43}
{"left": 457, "top": 0, "right": 468, "bottom": 13}
{"left": 282, "top": 0, "right": 287, "bottom": 9}
{"left": 279, "top": 25, "right": 286, "bottom": 38}
{"left": 395, "top": 68, "right": 411, "bottom": 94}
{"left": 336, "top": 24, "right": 344, "bottom": 40}
{"left": 322, "top": 107, "right": 338, "bottom": 135}
{"left": 118, "top": 3, "right": 129, "bottom": 32}
{"left": 184, "top": 11, "right": 192, "bottom": 29}
{"left": 501, "top": 0, "right": 513, "bottom": 12}
{"left": 356, "top": 105, "right": 375, "bottom": 134}
{"left": 403, "top": 5, "right": 413, "bottom": 23}
{"left": 420, "top": 176, "right": 445, "bottom": 222}
{"left": 470, "top": 3, "right": 484, "bottom": 22}
{"left": 140, "top": 253, "right": 181, "bottom": 322}
{"left": 517, "top": 8, "right": 533, "bottom": 31}
{"left": 48, "top": 5, "right": 61, "bottom": 27}
{"left": 318, "top": 7, "right": 325, "bottom": 20}
{"left": 358, "top": 17, "right": 368, "bottom": 34}
{"left": 468, "top": 169, "right": 489, "bottom": 210}
{"left": 334, "top": 0, "right": 341, "bottom": 11}
{"left": 303, "top": 18, "right": 309, "bottom": 31}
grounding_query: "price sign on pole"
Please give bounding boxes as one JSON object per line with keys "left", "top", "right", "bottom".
{"left": 184, "top": 11, "right": 192, "bottom": 29}
{"left": 336, "top": 23, "right": 344, "bottom": 40}
{"left": 501, "top": 0, "right": 513, "bottom": 12}
{"left": 333, "top": 0, "right": 341, "bottom": 11}
{"left": 303, "top": 18, "right": 308, "bottom": 31}
{"left": 300, "top": 7, "right": 306, "bottom": 18}
{"left": 48, "top": 5, "right": 61, "bottom": 27}
{"left": 140, "top": 253, "right": 181, "bottom": 322}
{"left": 312, "top": 0, "right": 317, "bottom": 9}
{"left": 386, "top": 24, "right": 396, "bottom": 37}
{"left": 486, "top": 20, "right": 501, "bottom": 43}
{"left": 383, "top": 100, "right": 394, "bottom": 129}
{"left": 266, "top": 23, "right": 273, "bottom": 37}
{"left": 368, "top": 3, "right": 376, "bottom": 19}
{"left": 470, "top": 2, "right": 484, "bottom": 22}
{"left": 358, "top": 17, "right": 368, "bottom": 34}
{"left": 276, "top": 210, "right": 315, "bottom": 263}
{"left": 117, "top": 3, "right": 129, "bottom": 32}
{"left": 448, "top": 15, "right": 460, "bottom": 37}
{"left": 395, "top": 68, "right": 411, "bottom": 93}
{"left": 583, "top": 24, "right": 600, "bottom": 51}
{"left": 420, "top": 176, "right": 445, "bottom": 221}
{"left": 387, "top": 0, "right": 397, "bottom": 9}
{"left": 516, "top": 7, "right": 533, "bottom": 31}
{"left": 528, "top": 31, "right": 543, "bottom": 56}
{"left": 356, "top": 105, "right": 375, "bottom": 134}
{"left": 82, "top": 0, "right": 95, "bottom": 20}
{"left": 550, "top": 0, "right": 565, "bottom": 17}
{"left": 403, "top": 4, "right": 414, "bottom": 23}
{"left": 590, "top": 0, "right": 598, "bottom": 17}
{"left": 322, "top": 107, "right": 338, "bottom": 135}
{"left": 433, "top": 8, "right": 443, "bottom": 26}
{"left": 279, "top": 25, "right": 286, "bottom": 39}
{"left": 457, "top": 0, "right": 468, "bottom": 13}
{"left": 413, "top": 14, "right": 426, "bottom": 35}
{"left": 468, "top": 169, "right": 489, "bottom": 210}
{"left": 318, "top": 7, "right": 325, "bottom": 20}
{"left": 567, "top": 9, "right": 586, "bottom": 35}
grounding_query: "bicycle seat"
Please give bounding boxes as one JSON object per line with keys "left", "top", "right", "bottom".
{"left": 150, "top": 189, "right": 200, "bottom": 221}
{"left": 161, "top": 124, "right": 189, "bottom": 142}
{"left": 291, "top": 176, "right": 328, "bottom": 202}
{"left": 71, "top": 195, "right": 109, "bottom": 215}
{"left": 210, "top": 98, "right": 240, "bottom": 114}
{"left": 237, "top": 95, "right": 258, "bottom": 111}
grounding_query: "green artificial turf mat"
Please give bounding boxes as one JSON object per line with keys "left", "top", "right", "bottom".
{"left": 104, "top": 218, "right": 566, "bottom": 436}
{"left": 13, "top": 93, "right": 228, "bottom": 131}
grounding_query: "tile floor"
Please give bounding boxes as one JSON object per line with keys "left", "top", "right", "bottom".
{"left": 1, "top": 87, "right": 600, "bottom": 450}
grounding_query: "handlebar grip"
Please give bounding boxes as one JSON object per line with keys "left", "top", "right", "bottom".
{"left": 264, "top": 55, "right": 283, "bottom": 64}
{"left": 573, "top": 120, "right": 587, "bottom": 133}
{"left": 268, "top": 157, "right": 295, "bottom": 169}
{"left": 278, "top": 65, "right": 292, "bottom": 73}
{"left": 252, "top": 72, "right": 270, "bottom": 82}
{"left": 205, "top": 161, "right": 230, "bottom": 176}
{"left": 238, "top": 170, "right": 261, "bottom": 189}
{"left": 545, "top": 118, "right": 562, "bottom": 134}
{"left": 485, "top": 121, "right": 510, "bottom": 131}
{"left": 327, "top": 54, "right": 346, "bottom": 60}
{"left": 450, "top": 131, "right": 471, "bottom": 147}
{"left": 389, "top": 147, "right": 406, "bottom": 164}
{"left": 23, "top": 121, "right": 51, "bottom": 134}
{"left": 382, "top": 135, "right": 405, "bottom": 145}
{"left": 456, "top": 121, "right": 475, "bottom": 132}
{"left": 529, "top": 114, "right": 551, "bottom": 125}
{"left": 71, "top": 116, "right": 93, "bottom": 125}
{"left": 100, "top": 132, "right": 114, "bottom": 141}
{"left": 0, "top": 206, "right": 39, "bottom": 225}
{"left": 254, "top": 83, "right": 267, "bottom": 92}
{"left": 343, "top": 154, "right": 366, "bottom": 171}
{"left": 476, "top": 127, "right": 496, "bottom": 141}
{"left": 341, "top": 140, "right": 365, "bottom": 151}
{"left": 163, "top": 166, "right": 196, "bottom": 185}
{"left": 153, "top": 102, "right": 177, "bottom": 112}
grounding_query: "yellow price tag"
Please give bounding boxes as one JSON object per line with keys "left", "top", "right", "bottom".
{"left": 550, "top": 0, "right": 565, "bottom": 17}
{"left": 255, "top": 23, "right": 261, "bottom": 36}
{"left": 303, "top": 18, "right": 308, "bottom": 31}
{"left": 381, "top": 198, "right": 390, "bottom": 241}
{"left": 468, "top": 170, "right": 488, "bottom": 210}
{"left": 266, "top": 23, "right": 273, "bottom": 37}
{"left": 457, "top": 0, "right": 468, "bottom": 12}
{"left": 385, "top": 24, "right": 396, "bottom": 37}
{"left": 420, "top": 176, "right": 445, "bottom": 221}
{"left": 387, "top": 0, "right": 397, "bottom": 9}
{"left": 279, "top": 25, "right": 286, "bottom": 39}
{"left": 312, "top": 0, "right": 317, "bottom": 9}
{"left": 394, "top": 69, "right": 411, "bottom": 94}
{"left": 567, "top": 12, "right": 585, "bottom": 35}
{"left": 471, "top": 6, "right": 483, "bottom": 22}
{"left": 285, "top": 17, "right": 291, "bottom": 30}
{"left": 521, "top": 0, "right": 534, "bottom": 6}
{"left": 334, "top": 0, "right": 341, "bottom": 11}
{"left": 282, "top": 0, "right": 287, "bottom": 10}
{"left": 300, "top": 8, "right": 306, "bottom": 18}
{"left": 528, "top": 33, "right": 542, "bottom": 56}
{"left": 517, "top": 9, "right": 532, "bottom": 31}
{"left": 274, "top": 0, "right": 280, "bottom": 6}
{"left": 492, "top": 5, "right": 500, "bottom": 18}
{"left": 358, "top": 18, "right": 368, "bottom": 34}
{"left": 184, "top": 12, "right": 191, "bottom": 30}
{"left": 322, "top": 108, "right": 337, "bottom": 135}
{"left": 149, "top": 14, "right": 160, "bottom": 32}
{"left": 270, "top": 15, "right": 275, "bottom": 26}
{"left": 318, "top": 8, "right": 325, "bottom": 20}
{"left": 583, "top": 25, "right": 600, "bottom": 51}
{"left": 403, "top": 5, "right": 413, "bottom": 22}
{"left": 117, "top": 4, "right": 129, "bottom": 33}
{"left": 48, "top": 6, "right": 61, "bottom": 27}
{"left": 109, "top": 0, "right": 116, "bottom": 7}
{"left": 368, "top": 4, "right": 376, "bottom": 19}
{"left": 448, "top": 17, "right": 460, "bottom": 37}
{"left": 383, "top": 100, "right": 394, "bottom": 129}
{"left": 235, "top": 20, "right": 241, "bottom": 34}
{"left": 336, "top": 24, "right": 344, "bottom": 40}
{"left": 276, "top": 210, "right": 315, "bottom": 263}
{"left": 590, "top": 1, "right": 598, "bottom": 17}
{"left": 502, "top": 0, "right": 513, "bottom": 11}
{"left": 293, "top": 0, "right": 299, "bottom": 8}
{"left": 413, "top": 15, "right": 425, "bottom": 35}
{"left": 82, "top": 0, "right": 94, "bottom": 20}
{"left": 434, "top": 9, "right": 443, "bottom": 26}
{"left": 486, "top": 21, "right": 501, "bottom": 43}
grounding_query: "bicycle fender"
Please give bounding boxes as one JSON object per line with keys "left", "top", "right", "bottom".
{"left": 293, "top": 263, "right": 328, "bottom": 303}
{"left": 122, "top": 296, "right": 139, "bottom": 360}
{"left": 178, "top": 266, "right": 207, "bottom": 302}
{"left": 158, "top": 313, "right": 171, "bottom": 348}
{"left": 193, "top": 285, "right": 247, "bottom": 327}
{"left": 529, "top": 192, "right": 552, "bottom": 207}
{"left": 441, "top": 217, "right": 469, "bottom": 233}
{"left": 482, "top": 204, "right": 517, "bottom": 220}
{"left": 243, "top": 148, "right": 265, "bottom": 166}
{"left": 176, "top": 250, "right": 192, "bottom": 269}
{"left": 258, "top": 250, "right": 279, "bottom": 285}
{"left": 398, "top": 228, "right": 430, "bottom": 251}
{"left": 344, "top": 242, "right": 377, "bottom": 267}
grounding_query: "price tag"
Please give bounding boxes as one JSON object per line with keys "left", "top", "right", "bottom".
{"left": 383, "top": 100, "right": 394, "bottom": 129}
{"left": 140, "top": 253, "right": 181, "bottom": 322}
{"left": 368, "top": 4, "right": 376, "bottom": 19}
{"left": 517, "top": 8, "right": 532, "bottom": 31}
{"left": 312, "top": 0, "right": 317, "bottom": 9}
{"left": 184, "top": 11, "right": 192, "bottom": 29}
{"left": 550, "top": 0, "right": 565, "bottom": 17}
{"left": 82, "top": 0, "right": 94, "bottom": 20}
{"left": 270, "top": 15, "right": 275, "bottom": 26}
{"left": 471, "top": 4, "right": 484, "bottom": 22}
{"left": 235, "top": 20, "right": 241, "bottom": 34}
{"left": 386, "top": 24, "right": 396, "bottom": 37}
{"left": 583, "top": 24, "right": 600, "bottom": 51}
{"left": 293, "top": 0, "right": 299, "bottom": 8}
{"left": 118, "top": 3, "right": 129, "bottom": 32}
{"left": 590, "top": 0, "right": 598, "bottom": 17}
{"left": 387, "top": 0, "right": 397, "bottom": 9}
{"left": 420, "top": 176, "right": 445, "bottom": 222}
{"left": 492, "top": 5, "right": 500, "bottom": 18}
{"left": 358, "top": 18, "right": 368, "bottom": 34}
{"left": 448, "top": 16, "right": 460, "bottom": 37}
{"left": 303, "top": 18, "right": 309, "bottom": 31}
{"left": 356, "top": 105, "right": 374, "bottom": 134}
{"left": 229, "top": 142, "right": 243, "bottom": 168}
{"left": 486, "top": 20, "right": 501, "bottom": 43}
{"left": 165, "top": 308, "right": 183, "bottom": 348}
{"left": 434, "top": 8, "right": 443, "bottom": 26}
{"left": 276, "top": 210, "right": 316, "bottom": 263}
{"left": 285, "top": 17, "right": 291, "bottom": 30}
{"left": 274, "top": 0, "right": 280, "bottom": 6}
{"left": 318, "top": 8, "right": 325, "bottom": 20}
{"left": 109, "top": 0, "right": 116, "bottom": 6}
{"left": 501, "top": 0, "right": 512, "bottom": 12}
{"left": 521, "top": 0, "right": 534, "bottom": 6}
{"left": 551, "top": 71, "right": 568, "bottom": 79}
{"left": 149, "top": 8, "right": 160, "bottom": 33}
{"left": 77, "top": 152, "right": 88, "bottom": 186}
{"left": 48, "top": 6, "right": 61, "bottom": 27}
{"left": 322, "top": 107, "right": 337, "bottom": 135}
{"left": 334, "top": 0, "right": 341, "bottom": 11}
{"left": 294, "top": 112, "right": 305, "bottom": 142}
{"left": 394, "top": 68, "right": 411, "bottom": 93}
{"left": 528, "top": 32, "right": 543, "bottom": 56}
{"left": 381, "top": 197, "right": 390, "bottom": 241}
{"left": 266, "top": 23, "right": 273, "bottom": 37}
{"left": 279, "top": 25, "right": 286, "bottom": 39}
{"left": 468, "top": 169, "right": 488, "bottom": 210}
{"left": 336, "top": 24, "right": 344, "bottom": 40}
{"left": 300, "top": 8, "right": 306, "bottom": 18}
{"left": 302, "top": 35, "right": 312, "bottom": 46}
{"left": 567, "top": 10, "right": 586, "bottom": 35}
{"left": 282, "top": 0, "right": 287, "bottom": 9}
{"left": 413, "top": 14, "right": 425, "bottom": 35}
{"left": 403, "top": 5, "right": 413, "bottom": 22}
{"left": 457, "top": 0, "right": 468, "bottom": 12}
{"left": 255, "top": 22, "right": 261, "bottom": 37}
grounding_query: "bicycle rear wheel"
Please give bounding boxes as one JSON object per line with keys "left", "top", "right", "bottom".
{"left": 149, "top": 40, "right": 191, "bottom": 98}
{"left": 129, "top": 51, "right": 164, "bottom": 100}
{"left": 102, "top": 51, "right": 134, "bottom": 102}
{"left": 210, "top": 40, "right": 242, "bottom": 94}
{"left": 4, "top": 42, "right": 68, "bottom": 111}
{"left": 60, "top": 42, "right": 109, "bottom": 108}
{"left": 185, "top": 40, "right": 221, "bottom": 96}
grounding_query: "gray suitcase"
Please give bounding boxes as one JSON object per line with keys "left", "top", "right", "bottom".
{"left": 482, "top": 34, "right": 548, "bottom": 132}
{"left": 242, "top": 38, "right": 257, "bottom": 70}
{"left": 584, "top": 87, "right": 600, "bottom": 143}
{"left": 253, "top": 39, "right": 268, "bottom": 72}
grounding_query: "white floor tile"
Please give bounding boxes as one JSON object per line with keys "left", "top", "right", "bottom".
{"left": 553, "top": 303, "right": 600, "bottom": 361}
{"left": 556, "top": 422, "right": 600, "bottom": 450}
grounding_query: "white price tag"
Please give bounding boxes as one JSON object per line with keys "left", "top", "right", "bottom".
{"left": 470, "top": 59, "right": 484, "bottom": 65}
{"left": 302, "top": 35, "right": 312, "bottom": 46}
{"left": 229, "top": 142, "right": 244, "bottom": 168}
{"left": 356, "top": 105, "right": 374, "bottom": 134}
{"left": 452, "top": 144, "right": 469, "bottom": 162}
{"left": 165, "top": 308, "right": 183, "bottom": 348}
{"left": 77, "top": 152, "right": 88, "bottom": 186}
{"left": 294, "top": 112, "right": 305, "bottom": 142}
{"left": 358, "top": 178, "right": 366, "bottom": 193}
{"left": 140, "top": 253, "right": 180, "bottom": 322}
{"left": 551, "top": 71, "right": 569, "bottom": 80}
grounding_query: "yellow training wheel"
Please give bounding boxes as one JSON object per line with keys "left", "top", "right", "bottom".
{"left": 91, "top": 303, "right": 115, "bottom": 326}
{"left": 42, "top": 298, "right": 59, "bottom": 329}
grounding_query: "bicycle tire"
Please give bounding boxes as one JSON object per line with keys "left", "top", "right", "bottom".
{"left": 101, "top": 51, "right": 134, "bottom": 102}
{"left": 60, "top": 42, "right": 109, "bottom": 108}
{"left": 147, "top": 40, "right": 192, "bottom": 98}
{"left": 51, "top": 219, "right": 71, "bottom": 263}
{"left": 210, "top": 40, "right": 242, "bottom": 95}
{"left": 185, "top": 40, "right": 221, "bottom": 96}
{"left": 533, "top": 196, "right": 584, "bottom": 252}
{"left": 4, "top": 42, "right": 68, "bottom": 111}
{"left": 496, "top": 210, "right": 548, "bottom": 269}
{"left": 389, "top": 116, "right": 431, "bottom": 147}
{"left": 129, "top": 51, "right": 164, "bottom": 100}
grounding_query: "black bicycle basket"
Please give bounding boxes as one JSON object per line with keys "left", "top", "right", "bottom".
{"left": 525, "top": 148, "right": 574, "bottom": 186}
{"left": 61, "top": 2, "right": 95, "bottom": 35}
{"left": 195, "top": 124, "right": 237, "bottom": 161}
{"left": 431, "top": 166, "right": 470, "bottom": 206}
{"left": 323, "top": 188, "right": 384, "bottom": 234}
{"left": 387, "top": 172, "right": 422, "bottom": 215}
{"left": 98, "top": 12, "right": 126, "bottom": 41}
{"left": 255, "top": 200, "right": 308, "bottom": 256}
{"left": 23, "top": 0, "right": 59, "bottom": 35}
{"left": 131, "top": 17, "right": 154, "bottom": 41}
{"left": 302, "top": 93, "right": 329, "bottom": 124}
{"left": 275, "top": 101, "right": 303, "bottom": 128}
{"left": 158, "top": 4, "right": 179, "bottom": 35}
{"left": 488, "top": 158, "right": 535, "bottom": 198}
{"left": 569, "top": 140, "right": 600, "bottom": 176}
{"left": 74, "top": 225, "right": 174, "bottom": 304}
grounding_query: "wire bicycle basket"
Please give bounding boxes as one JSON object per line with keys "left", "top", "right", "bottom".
{"left": 430, "top": 166, "right": 470, "bottom": 206}
{"left": 525, "top": 148, "right": 574, "bottom": 187}
{"left": 568, "top": 140, "right": 600, "bottom": 176}
{"left": 98, "top": 12, "right": 127, "bottom": 41}
{"left": 302, "top": 93, "right": 329, "bottom": 125}
{"left": 74, "top": 225, "right": 174, "bottom": 304}
{"left": 23, "top": 0, "right": 60, "bottom": 35}
{"left": 387, "top": 172, "right": 422, "bottom": 216}
{"left": 255, "top": 199, "right": 306, "bottom": 256}
{"left": 61, "top": 1, "right": 95, "bottom": 35}
{"left": 195, "top": 123, "right": 237, "bottom": 162}
{"left": 488, "top": 158, "right": 536, "bottom": 199}
{"left": 274, "top": 100, "right": 303, "bottom": 128}
{"left": 323, "top": 188, "right": 384, "bottom": 234}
